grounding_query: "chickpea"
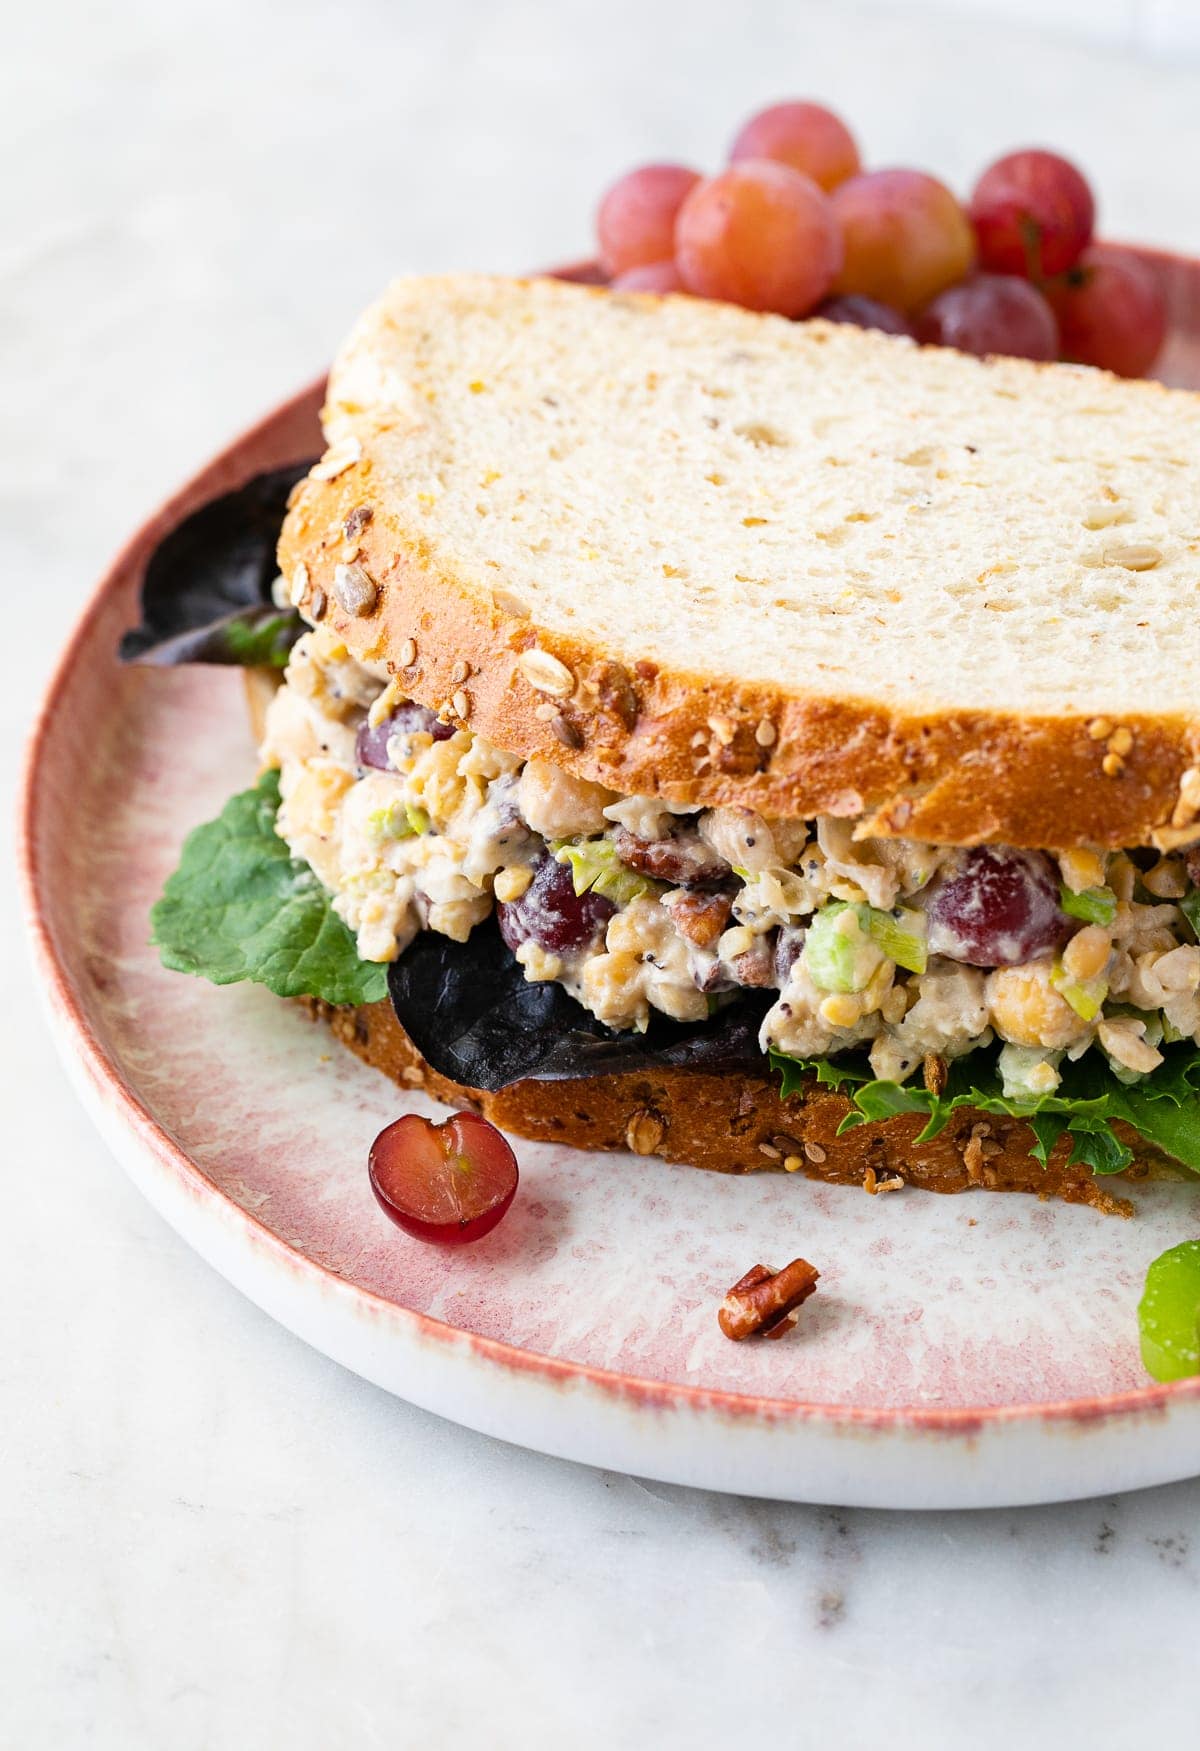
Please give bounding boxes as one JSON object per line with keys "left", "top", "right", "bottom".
{"left": 517, "top": 757, "right": 617, "bottom": 839}
{"left": 986, "top": 961, "right": 1091, "bottom": 1049}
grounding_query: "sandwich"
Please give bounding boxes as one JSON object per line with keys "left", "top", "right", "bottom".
{"left": 134, "top": 272, "right": 1200, "bottom": 1209}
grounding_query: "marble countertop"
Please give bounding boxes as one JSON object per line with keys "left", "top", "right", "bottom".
{"left": 5, "top": 1, "right": 1200, "bottom": 1743}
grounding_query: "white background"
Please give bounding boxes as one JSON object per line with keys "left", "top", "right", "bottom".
{"left": 6, "top": 1, "right": 1200, "bottom": 1745}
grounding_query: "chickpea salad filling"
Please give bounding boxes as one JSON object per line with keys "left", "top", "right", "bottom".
{"left": 261, "top": 625, "right": 1200, "bottom": 1106}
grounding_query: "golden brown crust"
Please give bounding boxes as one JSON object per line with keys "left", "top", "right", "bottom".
{"left": 303, "top": 995, "right": 1157, "bottom": 1214}
{"left": 279, "top": 467, "right": 1200, "bottom": 850}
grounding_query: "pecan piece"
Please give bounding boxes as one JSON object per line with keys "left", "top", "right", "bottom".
{"left": 922, "top": 1053, "right": 948, "bottom": 1097}
{"left": 595, "top": 660, "right": 640, "bottom": 731}
{"left": 717, "top": 1258, "right": 820, "bottom": 1341}
{"left": 663, "top": 888, "right": 733, "bottom": 947}
{"left": 612, "top": 825, "right": 730, "bottom": 887}
{"left": 729, "top": 939, "right": 776, "bottom": 988}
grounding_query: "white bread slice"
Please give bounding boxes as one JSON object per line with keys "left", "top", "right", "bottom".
{"left": 280, "top": 273, "right": 1200, "bottom": 849}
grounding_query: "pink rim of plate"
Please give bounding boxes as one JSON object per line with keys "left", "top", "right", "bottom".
{"left": 17, "top": 253, "right": 1200, "bottom": 1449}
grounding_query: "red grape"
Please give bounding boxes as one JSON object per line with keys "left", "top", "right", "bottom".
{"left": 612, "top": 260, "right": 686, "bottom": 293}
{"left": 917, "top": 273, "right": 1059, "bottom": 361}
{"left": 674, "top": 161, "right": 842, "bottom": 317}
{"left": 355, "top": 701, "right": 452, "bottom": 770}
{"left": 924, "top": 848, "right": 1072, "bottom": 967}
{"left": 831, "top": 169, "right": 976, "bottom": 314}
{"left": 496, "top": 855, "right": 615, "bottom": 956}
{"left": 816, "top": 294, "right": 914, "bottom": 337}
{"left": 597, "top": 164, "right": 701, "bottom": 278}
{"left": 369, "top": 1112, "right": 518, "bottom": 1245}
{"left": 970, "top": 149, "right": 1094, "bottom": 280}
{"left": 729, "top": 100, "right": 860, "bottom": 193}
{"left": 1046, "top": 246, "right": 1168, "bottom": 378}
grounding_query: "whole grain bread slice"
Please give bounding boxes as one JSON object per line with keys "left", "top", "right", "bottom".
{"left": 305, "top": 993, "right": 1152, "bottom": 1213}
{"left": 279, "top": 272, "right": 1200, "bottom": 848}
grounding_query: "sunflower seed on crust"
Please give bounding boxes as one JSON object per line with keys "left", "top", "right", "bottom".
{"left": 333, "top": 563, "right": 378, "bottom": 617}
{"left": 518, "top": 648, "right": 575, "bottom": 698}
{"left": 311, "top": 436, "right": 362, "bottom": 481}
{"left": 551, "top": 713, "right": 583, "bottom": 750}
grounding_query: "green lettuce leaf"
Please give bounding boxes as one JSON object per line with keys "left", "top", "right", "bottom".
{"left": 770, "top": 1037, "right": 1200, "bottom": 1179}
{"left": 151, "top": 770, "right": 388, "bottom": 1006}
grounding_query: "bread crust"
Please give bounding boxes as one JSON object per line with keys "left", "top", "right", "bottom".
{"left": 303, "top": 994, "right": 1155, "bottom": 1214}
{"left": 280, "top": 471, "right": 1200, "bottom": 849}
{"left": 277, "top": 265, "right": 1200, "bottom": 852}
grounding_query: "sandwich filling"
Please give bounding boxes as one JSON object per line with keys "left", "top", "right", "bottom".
{"left": 263, "top": 625, "right": 1200, "bottom": 1099}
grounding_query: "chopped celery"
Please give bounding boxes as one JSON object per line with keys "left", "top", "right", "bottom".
{"left": 998, "top": 1042, "right": 1062, "bottom": 1099}
{"left": 1138, "top": 1240, "right": 1200, "bottom": 1382}
{"left": 556, "top": 839, "right": 661, "bottom": 908}
{"left": 806, "top": 900, "right": 926, "bottom": 991}
{"left": 805, "top": 903, "right": 863, "bottom": 992}
{"left": 366, "top": 803, "right": 417, "bottom": 843}
{"left": 860, "top": 904, "right": 928, "bottom": 975}
{"left": 805, "top": 903, "right": 871, "bottom": 992}
{"left": 1060, "top": 883, "right": 1118, "bottom": 927}
{"left": 1050, "top": 960, "right": 1107, "bottom": 1022}
{"left": 366, "top": 801, "right": 430, "bottom": 844}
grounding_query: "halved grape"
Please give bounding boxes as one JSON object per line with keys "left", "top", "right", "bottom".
{"left": 969, "top": 149, "right": 1094, "bottom": 280}
{"left": 923, "top": 847, "right": 1072, "bottom": 967}
{"left": 729, "top": 100, "right": 860, "bottom": 192}
{"left": 355, "top": 701, "right": 452, "bottom": 770}
{"left": 831, "top": 169, "right": 975, "bottom": 314}
{"left": 597, "top": 164, "right": 701, "bottom": 277}
{"left": 369, "top": 1112, "right": 518, "bottom": 1245}
{"left": 1138, "top": 1240, "right": 1200, "bottom": 1382}
{"left": 917, "top": 274, "right": 1059, "bottom": 361}
{"left": 816, "top": 294, "right": 914, "bottom": 337}
{"left": 675, "top": 161, "right": 842, "bottom": 317}
{"left": 496, "top": 854, "right": 615, "bottom": 956}
{"left": 1046, "top": 246, "right": 1167, "bottom": 378}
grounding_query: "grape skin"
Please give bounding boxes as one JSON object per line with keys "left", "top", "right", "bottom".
{"left": 356, "top": 702, "right": 452, "bottom": 771}
{"left": 917, "top": 274, "right": 1059, "bottom": 362}
{"left": 496, "top": 856, "right": 615, "bottom": 956}
{"left": 924, "top": 847, "right": 1072, "bottom": 968}
{"left": 831, "top": 169, "right": 976, "bottom": 314}
{"left": 1046, "top": 246, "right": 1168, "bottom": 378}
{"left": 369, "top": 1112, "right": 518, "bottom": 1246}
{"left": 729, "top": 100, "right": 860, "bottom": 193}
{"left": 611, "top": 261, "right": 686, "bottom": 293}
{"left": 675, "top": 161, "right": 842, "bottom": 317}
{"left": 970, "top": 148, "right": 1094, "bottom": 280}
{"left": 597, "top": 164, "right": 701, "bottom": 278}
{"left": 816, "top": 293, "right": 914, "bottom": 337}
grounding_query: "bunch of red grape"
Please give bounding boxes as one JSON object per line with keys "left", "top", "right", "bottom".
{"left": 594, "top": 101, "right": 1167, "bottom": 377}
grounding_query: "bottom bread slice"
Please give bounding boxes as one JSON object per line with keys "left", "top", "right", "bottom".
{"left": 300, "top": 997, "right": 1165, "bottom": 1214}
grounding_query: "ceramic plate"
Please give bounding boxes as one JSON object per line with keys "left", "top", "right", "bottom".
{"left": 20, "top": 253, "right": 1200, "bottom": 1508}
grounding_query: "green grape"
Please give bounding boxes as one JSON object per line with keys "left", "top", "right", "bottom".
{"left": 1138, "top": 1240, "right": 1200, "bottom": 1382}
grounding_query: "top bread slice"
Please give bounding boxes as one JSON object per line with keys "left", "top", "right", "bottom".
{"left": 278, "top": 273, "right": 1200, "bottom": 850}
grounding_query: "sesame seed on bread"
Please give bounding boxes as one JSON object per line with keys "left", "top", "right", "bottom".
{"left": 278, "top": 273, "right": 1200, "bottom": 849}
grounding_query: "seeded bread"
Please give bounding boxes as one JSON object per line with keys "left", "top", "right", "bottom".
{"left": 278, "top": 273, "right": 1200, "bottom": 852}
{"left": 303, "top": 992, "right": 1152, "bottom": 1212}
